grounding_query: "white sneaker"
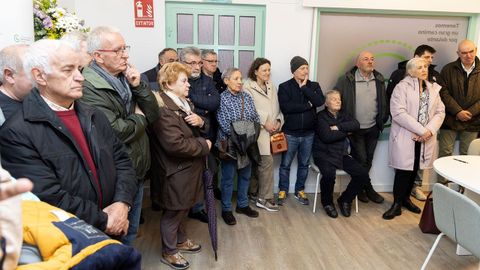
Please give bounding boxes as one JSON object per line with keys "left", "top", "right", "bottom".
{"left": 256, "top": 198, "right": 279, "bottom": 212}
{"left": 411, "top": 187, "right": 427, "bottom": 201}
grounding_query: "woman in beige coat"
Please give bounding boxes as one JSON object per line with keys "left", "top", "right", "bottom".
{"left": 244, "top": 58, "right": 284, "bottom": 212}
{"left": 383, "top": 58, "right": 445, "bottom": 220}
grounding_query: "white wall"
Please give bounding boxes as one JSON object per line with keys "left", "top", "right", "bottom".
{"left": 0, "top": 0, "right": 34, "bottom": 48}
{"left": 60, "top": 0, "right": 480, "bottom": 193}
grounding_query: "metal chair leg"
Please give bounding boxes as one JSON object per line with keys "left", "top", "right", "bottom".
{"left": 313, "top": 172, "right": 320, "bottom": 213}
{"left": 421, "top": 232, "right": 445, "bottom": 270}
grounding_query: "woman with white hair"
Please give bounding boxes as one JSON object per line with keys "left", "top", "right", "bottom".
{"left": 383, "top": 58, "right": 445, "bottom": 220}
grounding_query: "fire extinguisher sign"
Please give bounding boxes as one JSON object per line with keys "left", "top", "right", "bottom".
{"left": 134, "top": 0, "right": 154, "bottom": 28}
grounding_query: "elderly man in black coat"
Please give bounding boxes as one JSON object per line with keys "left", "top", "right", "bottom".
{"left": 312, "top": 90, "right": 371, "bottom": 218}
{"left": 0, "top": 39, "right": 137, "bottom": 236}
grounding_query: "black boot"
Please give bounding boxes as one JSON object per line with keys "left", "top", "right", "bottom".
{"left": 382, "top": 202, "right": 402, "bottom": 220}
{"left": 402, "top": 198, "right": 421, "bottom": 213}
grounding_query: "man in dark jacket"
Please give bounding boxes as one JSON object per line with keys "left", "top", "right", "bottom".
{"left": 277, "top": 56, "right": 325, "bottom": 205}
{"left": 141, "top": 48, "right": 178, "bottom": 91}
{"left": 438, "top": 40, "right": 480, "bottom": 180}
{"left": 0, "top": 39, "right": 137, "bottom": 236}
{"left": 82, "top": 26, "right": 159, "bottom": 245}
{"left": 201, "top": 49, "right": 227, "bottom": 93}
{"left": 386, "top": 44, "right": 442, "bottom": 200}
{"left": 313, "top": 90, "right": 369, "bottom": 218}
{"left": 179, "top": 46, "right": 220, "bottom": 223}
{"left": 334, "top": 51, "right": 386, "bottom": 204}
{"left": 387, "top": 45, "right": 442, "bottom": 107}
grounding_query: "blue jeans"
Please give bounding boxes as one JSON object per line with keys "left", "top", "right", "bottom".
{"left": 221, "top": 159, "right": 252, "bottom": 211}
{"left": 278, "top": 133, "right": 314, "bottom": 193}
{"left": 121, "top": 180, "right": 144, "bottom": 246}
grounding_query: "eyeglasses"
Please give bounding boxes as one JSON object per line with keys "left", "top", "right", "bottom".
{"left": 97, "top": 46, "right": 131, "bottom": 56}
{"left": 202, "top": 59, "right": 218, "bottom": 64}
{"left": 184, "top": 61, "right": 202, "bottom": 66}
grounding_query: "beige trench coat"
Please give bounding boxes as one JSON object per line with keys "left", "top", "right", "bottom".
{"left": 244, "top": 79, "right": 284, "bottom": 155}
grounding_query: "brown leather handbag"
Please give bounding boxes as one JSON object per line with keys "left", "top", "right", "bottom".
{"left": 270, "top": 132, "right": 288, "bottom": 154}
{"left": 418, "top": 191, "right": 440, "bottom": 234}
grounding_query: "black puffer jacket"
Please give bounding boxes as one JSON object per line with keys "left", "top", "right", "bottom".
{"left": 0, "top": 89, "right": 137, "bottom": 231}
{"left": 278, "top": 78, "right": 325, "bottom": 136}
{"left": 313, "top": 109, "right": 360, "bottom": 169}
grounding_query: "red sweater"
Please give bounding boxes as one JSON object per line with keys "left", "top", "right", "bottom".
{"left": 56, "top": 110, "right": 103, "bottom": 207}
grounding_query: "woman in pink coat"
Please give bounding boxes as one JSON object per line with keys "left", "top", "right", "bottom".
{"left": 383, "top": 58, "right": 445, "bottom": 220}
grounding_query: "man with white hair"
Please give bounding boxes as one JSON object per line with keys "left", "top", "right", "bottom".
{"left": 0, "top": 39, "right": 137, "bottom": 237}
{"left": 0, "top": 44, "right": 32, "bottom": 122}
{"left": 81, "top": 26, "right": 159, "bottom": 245}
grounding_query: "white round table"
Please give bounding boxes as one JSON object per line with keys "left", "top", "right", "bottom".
{"left": 433, "top": 155, "right": 480, "bottom": 194}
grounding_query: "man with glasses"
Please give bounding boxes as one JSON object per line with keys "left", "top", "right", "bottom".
{"left": 179, "top": 46, "right": 220, "bottom": 223}
{"left": 201, "top": 49, "right": 226, "bottom": 93}
{"left": 81, "top": 26, "right": 159, "bottom": 245}
{"left": 438, "top": 40, "right": 480, "bottom": 178}
{"left": 142, "top": 48, "right": 178, "bottom": 91}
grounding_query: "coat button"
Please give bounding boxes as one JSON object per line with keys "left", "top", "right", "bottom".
{"left": 177, "top": 164, "right": 182, "bottom": 170}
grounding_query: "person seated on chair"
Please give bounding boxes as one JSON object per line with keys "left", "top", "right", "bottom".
{"left": 312, "top": 90, "right": 370, "bottom": 218}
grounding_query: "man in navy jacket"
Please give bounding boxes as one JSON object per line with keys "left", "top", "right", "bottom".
{"left": 277, "top": 56, "right": 325, "bottom": 206}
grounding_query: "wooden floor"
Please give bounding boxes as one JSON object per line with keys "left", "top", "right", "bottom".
{"left": 135, "top": 193, "right": 479, "bottom": 270}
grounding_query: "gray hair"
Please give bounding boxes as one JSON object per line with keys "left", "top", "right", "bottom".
{"left": 325, "top": 89, "right": 341, "bottom": 99}
{"left": 406, "top": 58, "right": 427, "bottom": 77}
{"left": 61, "top": 31, "right": 88, "bottom": 51}
{"left": 221, "top": 67, "right": 241, "bottom": 80}
{"left": 179, "top": 46, "right": 201, "bottom": 62}
{"left": 0, "top": 44, "right": 29, "bottom": 82}
{"left": 23, "top": 39, "right": 75, "bottom": 85}
{"left": 201, "top": 49, "right": 216, "bottom": 59}
{"left": 87, "top": 26, "right": 120, "bottom": 53}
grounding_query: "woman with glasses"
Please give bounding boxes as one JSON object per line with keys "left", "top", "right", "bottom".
{"left": 151, "top": 62, "right": 211, "bottom": 269}
{"left": 244, "top": 58, "right": 283, "bottom": 212}
{"left": 383, "top": 58, "right": 445, "bottom": 220}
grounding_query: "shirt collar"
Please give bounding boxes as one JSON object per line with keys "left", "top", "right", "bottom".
{"left": 41, "top": 95, "right": 74, "bottom": 111}
{"left": 355, "top": 69, "right": 375, "bottom": 82}
{"left": 461, "top": 62, "right": 475, "bottom": 75}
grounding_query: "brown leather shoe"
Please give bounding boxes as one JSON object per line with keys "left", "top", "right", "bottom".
{"left": 161, "top": 252, "right": 189, "bottom": 270}
{"left": 177, "top": 239, "right": 201, "bottom": 253}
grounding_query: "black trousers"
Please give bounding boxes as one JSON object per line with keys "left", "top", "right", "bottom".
{"left": 314, "top": 155, "right": 369, "bottom": 206}
{"left": 393, "top": 142, "right": 421, "bottom": 202}
{"left": 350, "top": 125, "right": 380, "bottom": 189}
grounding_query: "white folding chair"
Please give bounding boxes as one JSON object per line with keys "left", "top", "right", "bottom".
{"left": 309, "top": 159, "right": 358, "bottom": 214}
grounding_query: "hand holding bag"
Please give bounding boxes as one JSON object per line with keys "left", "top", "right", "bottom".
{"left": 270, "top": 132, "right": 288, "bottom": 154}
{"left": 418, "top": 191, "right": 440, "bottom": 234}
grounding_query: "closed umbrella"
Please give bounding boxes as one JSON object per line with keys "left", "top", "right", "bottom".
{"left": 203, "top": 156, "right": 218, "bottom": 260}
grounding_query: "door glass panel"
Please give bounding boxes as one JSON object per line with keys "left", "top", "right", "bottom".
{"left": 198, "top": 15, "right": 214, "bottom": 45}
{"left": 239, "top": 50, "right": 254, "bottom": 77}
{"left": 218, "top": 50, "right": 234, "bottom": 73}
{"left": 177, "top": 14, "right": 193, "bottom": 44}
{"left": 239, "top": 16, "right": 255, "bottom": 46}
{"left": 219, "top": 15, "right": 235, "bottom": 45}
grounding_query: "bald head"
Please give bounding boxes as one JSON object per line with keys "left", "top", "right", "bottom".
{"left": 457, "top": 40, "right": 477, "bottom": 68}
{"left": 356, "top": 51, "right": 375, "bottom": 76}
{"left": 0, "top": 44, "right": 32, "bottom": 101}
